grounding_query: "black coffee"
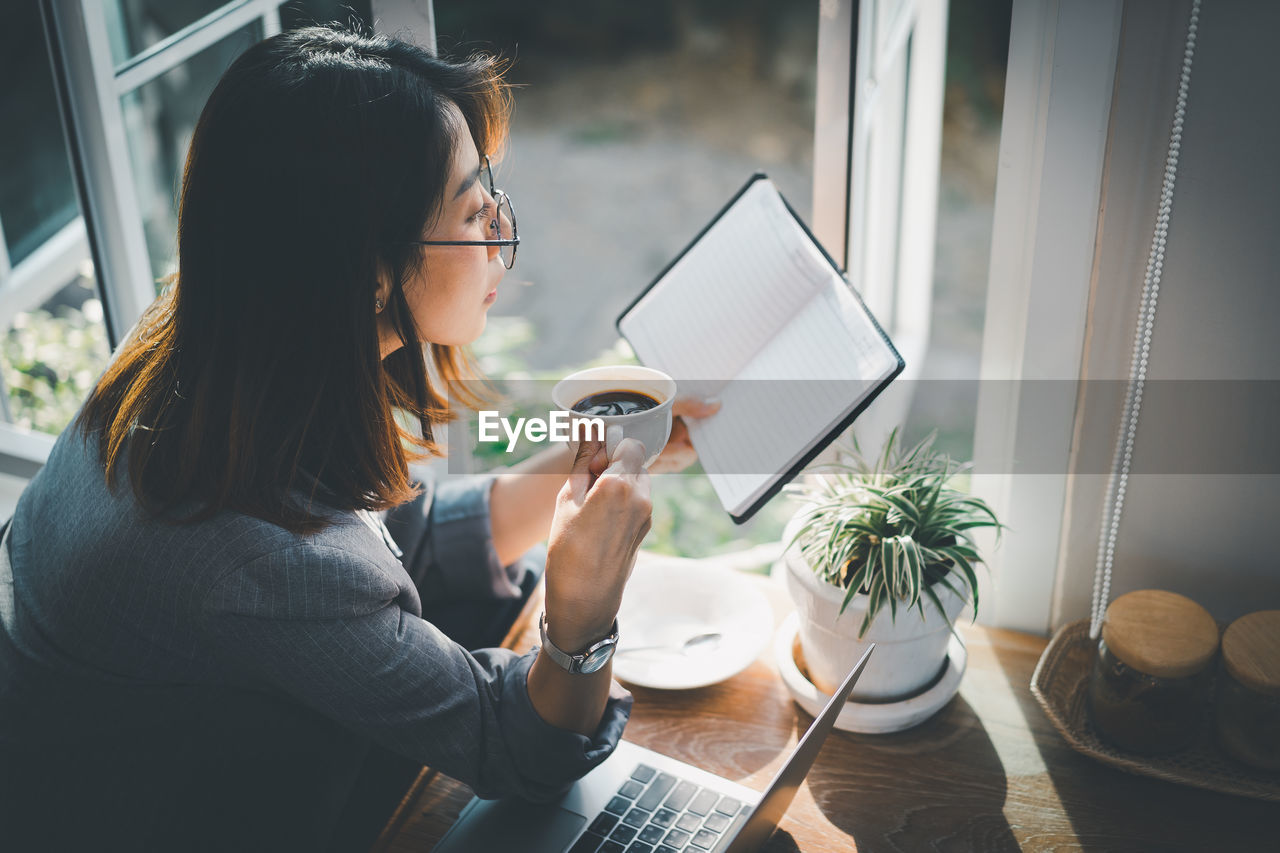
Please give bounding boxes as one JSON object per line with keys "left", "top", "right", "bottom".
{"left": 571, "top": 390, "right": 660, "bottom": 417}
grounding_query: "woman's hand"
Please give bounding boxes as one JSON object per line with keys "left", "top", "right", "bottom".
{"left": 648, "top": 397, "right": 721, "bottom": 474}
{"left": 542, "top": 437, "right": 652, "bottom": 652}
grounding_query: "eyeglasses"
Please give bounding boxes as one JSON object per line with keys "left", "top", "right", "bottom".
{"left": 411, "top": 155, "right": 519, "bottom": 269}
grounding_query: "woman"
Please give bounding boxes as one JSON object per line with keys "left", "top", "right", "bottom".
{"left": 0, "top": 25, "right": 715, "bottom": 851}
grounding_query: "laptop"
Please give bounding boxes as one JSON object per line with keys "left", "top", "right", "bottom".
{"left": 433, "top": 644, "right": 875, "bottom": 853}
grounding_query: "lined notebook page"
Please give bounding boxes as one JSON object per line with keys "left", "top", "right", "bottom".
{"left": 691, "top": 283, "right": 899, "bottom": 514}
{"left": 620, "top": 180, "right": 832, "bottom": 380}
{"left": 619, "top": 177, "right": 899, "bottom": 517}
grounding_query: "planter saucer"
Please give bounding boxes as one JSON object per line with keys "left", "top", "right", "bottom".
{"left": 774, "top": 612, "right": 967, "bottom": 734}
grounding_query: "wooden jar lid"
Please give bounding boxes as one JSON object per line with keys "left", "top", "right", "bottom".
{"left": 1102, "top": 589, "right": 1218, "bottom": 679}
{"left": 1222, "top": 610, "right": 1280, "bottom": 696}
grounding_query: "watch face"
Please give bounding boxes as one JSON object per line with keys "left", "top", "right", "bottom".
{"left": 579, "top": 642, "right": 616, "bottom": 674}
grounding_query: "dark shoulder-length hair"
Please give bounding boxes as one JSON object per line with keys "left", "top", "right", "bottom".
{"left": 76, "top": 25, "right": 507, "bottom": 533}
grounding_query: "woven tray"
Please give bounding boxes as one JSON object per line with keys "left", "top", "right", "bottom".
{"left": 1030, "top": 618, "right": 1280, "bottom": 802}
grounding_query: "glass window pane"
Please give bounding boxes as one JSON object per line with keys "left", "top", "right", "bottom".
{"left": 0, "top": 0, "right": 79, "bottom": 267}
{"left": 901, "top": 0, "right": 1012, "bottom": 464}
{"left": 1, "top": 262, "right": 112, "bottom": 437}
{"left": 104, "top": 0, "right": 236, "bottom": 66}
{"left": 119, "top": 21, "right": 262, "bottom": 286}
{"left": 1, "top": 2, "right": 112, "bottom": 437}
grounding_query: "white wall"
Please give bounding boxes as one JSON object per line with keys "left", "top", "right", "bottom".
{"left": 1055, "top": 0, "right": 1280, "bottom": 627}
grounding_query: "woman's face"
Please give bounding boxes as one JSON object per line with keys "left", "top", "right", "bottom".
{"left": 377, "top": 102, "right": 505, "bottom": 356}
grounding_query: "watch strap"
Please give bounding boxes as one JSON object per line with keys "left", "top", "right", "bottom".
{"left": 538, "top": 613, "right": 619, "bottom": 675}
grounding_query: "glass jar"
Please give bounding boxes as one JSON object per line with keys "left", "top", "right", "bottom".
{"left": 1086, "top": 590, "right": 1218, "bottom": 755}
{"left": 1215, "top": 610, "right": 1280, "bottom": 771}
{"left": 1088, "top": 637, "right": 1213, "bottom": 754}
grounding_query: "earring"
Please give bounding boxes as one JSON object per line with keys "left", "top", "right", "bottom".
{"left": 375, "top": 298, "right": 385, "bottom": 312}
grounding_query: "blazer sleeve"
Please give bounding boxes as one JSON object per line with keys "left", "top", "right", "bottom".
{"left": 200, "top": 543, "right": 631, "bottom": 802}
{"left": 383, "top": 467, "right": 529, "bottom": 601}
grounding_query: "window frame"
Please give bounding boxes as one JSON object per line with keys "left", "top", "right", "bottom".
{"left": 969, "top": 0, "right": 1123, "bottom": 634}
{"left": 812, "top": 0, "right": 948, "bottom": 462}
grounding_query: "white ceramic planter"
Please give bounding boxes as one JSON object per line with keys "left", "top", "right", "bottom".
{"left": 782, "top": 515, "right": 967, "bottom": 702}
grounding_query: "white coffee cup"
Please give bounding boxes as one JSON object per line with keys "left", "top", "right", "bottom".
{"left": 552, "top": 365, "right": 677, "bottom": 467}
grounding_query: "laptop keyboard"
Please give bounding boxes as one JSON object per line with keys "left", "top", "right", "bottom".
{"left": 569, "top": 763, "right": 749, "bottom": 853}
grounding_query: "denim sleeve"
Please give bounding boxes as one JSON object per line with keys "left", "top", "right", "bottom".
{"left": 202, "top": 545, "right": 632, "bottom": 802}
{"left": 383, "top": 467, "right": 528, "bottom": 602}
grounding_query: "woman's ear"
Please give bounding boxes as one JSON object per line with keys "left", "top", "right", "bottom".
{"left": 374, "top": 263, "right": 393, "bottom": 313}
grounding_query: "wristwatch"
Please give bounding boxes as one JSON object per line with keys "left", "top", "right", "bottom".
{"left": 538, "top": 613, "right": 619, "bottom": 675}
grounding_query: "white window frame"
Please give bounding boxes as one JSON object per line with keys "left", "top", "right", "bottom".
{"left": 969, "top": 0, "right": 1123, "bottom": 634}
{"left": 813, "top": 0, "right": 948, "bottom": 458}
{"left": 0, "top": 1, "right": 434, "bottom": 481}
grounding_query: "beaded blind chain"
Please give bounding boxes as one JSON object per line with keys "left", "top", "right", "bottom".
{"left": 1089, "top": 0, "right": 1202, "bottom": 640}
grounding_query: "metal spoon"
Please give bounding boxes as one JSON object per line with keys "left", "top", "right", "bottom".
{"left": 616, "top": 631, "right": 724, "bottom": 656}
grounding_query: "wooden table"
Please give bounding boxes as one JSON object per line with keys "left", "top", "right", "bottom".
{"left": 371, "top": 570, "right": 1280, "bottom": 852}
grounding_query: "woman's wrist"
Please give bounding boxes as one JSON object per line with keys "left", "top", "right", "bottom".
{"left": 527, "top": 650, "right": 612, "bottom": 736}
{"left": 543, "top": 609, "right": 618, "bottom": 654}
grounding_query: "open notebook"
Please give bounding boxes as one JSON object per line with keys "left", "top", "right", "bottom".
{"left": 617, "top": 174, "right": 903, "bottom": 522}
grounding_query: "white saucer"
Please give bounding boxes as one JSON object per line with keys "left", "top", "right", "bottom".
{"left": 614, "top": 556, "right": 773, "bottom": 690}
{"left": 774, "top": 612, "right": 967, "bottom": 734}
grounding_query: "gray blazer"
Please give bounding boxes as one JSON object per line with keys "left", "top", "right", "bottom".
{"left": 0, "top": 423, "right": 630, "bottom": 849}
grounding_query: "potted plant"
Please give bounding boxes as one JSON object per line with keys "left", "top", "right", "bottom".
{"left": 782, "top": 428, "right": 1003, "bottom": 702}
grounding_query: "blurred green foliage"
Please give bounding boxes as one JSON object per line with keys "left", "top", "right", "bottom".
{"left": 1, "top": 295, "right": 109, "bottom": 435}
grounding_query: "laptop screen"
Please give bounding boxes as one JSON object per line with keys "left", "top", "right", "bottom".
{"left": 721, "top": 643, "right": 875, "bottom": 853}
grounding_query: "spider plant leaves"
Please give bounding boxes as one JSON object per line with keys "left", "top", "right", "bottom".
{"left": 921, "top": 579, "right": 949, "bottom": 625}
{"left": 877, "top": 491, "right": 923, "bottom": 530}
{"left": 877, "top": 534, "right": 918, "bottom": 605}
{"left": 922, "top": 580, "right": 967, "bottom": 645}
{"left": 928, "top": 566, "right": 966, "bottom": 602}
{"left": 918, "top": 472, "right": 945, "bottom": 528}
{"left": 832, "top": 515, "right": 884, "bottom": 539}
{"left": 942, "top": 542, "right": 980, "bottom": 561}
{"left": 902, "top": 534, "right": 924, "bottom": 603}
{"left": 791, "top": 426, "right": 1002, "bottom": 637}
{"left": 825, "top": 533, "right": 864, "bottom": 588}
{"left": 860, "top": 571, "right": 888, "bottom": 638}
{"left": 883, "top": 557, "right": 899, "bottom": 622}
{"left": 931, "top": 568, "right": 978, "bottom": 623}
{"left": 839, "top": 558, "right": 874, "bottom": 615}
{"left": 934, "top": 544, "right": 981, "bottom": 615}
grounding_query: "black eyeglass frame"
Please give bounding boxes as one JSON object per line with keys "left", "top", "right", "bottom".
{"left": 410, "top": 155, "right": 519, "bottom": 269}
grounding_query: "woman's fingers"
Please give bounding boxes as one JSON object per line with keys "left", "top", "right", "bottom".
{"left": 588, "top": 443, "right": 610, "bottom": 479}
{"left": 671, "top": 396, "right": 720, "bottom": 420}
{"left": 545, "top": 435, "right": 653, "bottom": 644}
{"left": 668, "top": 416, "right": 691, "bottom": 445}
{"left": 648, "top": 416, "right": 697, "bottom": 474}
{"left": 595, "top": 439, "right": 651, "bottom": 547}
{"left": 564, "top": 439, "right": 604, "bottom": 502}
{"left": 603, "top": 437, "right": 647, "bottom": 479}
